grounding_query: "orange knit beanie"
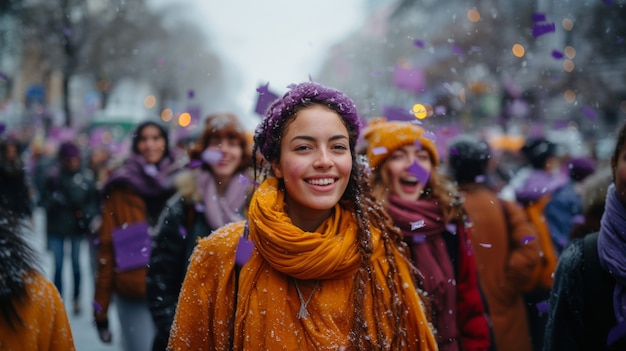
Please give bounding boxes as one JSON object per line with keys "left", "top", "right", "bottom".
{"left": 363, "top": 118, "right": 439, "bottom": 169}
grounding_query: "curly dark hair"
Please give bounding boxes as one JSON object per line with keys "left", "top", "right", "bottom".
{"left": 251, "top": 81, "right": 420, "bottom": 349}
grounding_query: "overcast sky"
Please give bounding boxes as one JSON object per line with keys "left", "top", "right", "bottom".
{"left": 151, "top": 0, "right": 367, "bottom": 127}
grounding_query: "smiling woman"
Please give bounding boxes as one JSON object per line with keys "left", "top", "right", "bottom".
{"left": 167, "top": 81, "right": 438, "bottom": 350}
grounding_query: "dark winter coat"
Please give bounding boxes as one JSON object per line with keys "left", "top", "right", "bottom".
{"left": 39, "top": 166, "right": 99, "bottom": 237}
{"left": 544, "top": 233, "right": 626, "bottom": 351}
{"left": 146, "top": 168, "right": 251, "bottom": 351}
{"left": 146, "top": 193, "right": 213, "bottom": 351}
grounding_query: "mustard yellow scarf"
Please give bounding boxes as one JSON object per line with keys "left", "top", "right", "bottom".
{"left": 234, "top": 178, "right": 437, "bottom": 350}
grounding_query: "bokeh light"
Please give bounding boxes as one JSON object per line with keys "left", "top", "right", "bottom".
{"left": 563, "top": 59, "right": 575, "bottom": 72}
{"left": 512, "top": 44, "right": 525, "bottom": 58}
{"left": 564, "top": 46, "right": 576, "bottom": 59}
{"left": 178, "top": 112, "right": 191, "bottom": 127}
{"left": 412, "top": 103, "right": 428, "bottom": 119}
{"left": 564, "top": 89, "right": 576, "bottom": 103}
{"left": 562, "top": 18, "right": 574, "bottom": 31}
{"left": 467, "top": 9, "right": 480, "bottom": 23}
{"left": 161, "top": 108, "right": 173, "bottom": 122}
{"left": 144, "top": 95, "right": 156, "bottom": 109}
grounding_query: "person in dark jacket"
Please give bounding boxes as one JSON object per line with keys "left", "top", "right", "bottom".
{"left": 146, "top": 113, "right": 253, "bottom": 351}
{"left": 544, "top": 120, "right": 626, "bottom": 350}
{"left": 0, "top": 137, "right": 32, "bottom": 219}
{"left": 39, "top": 141, "right": 98, "bottom": 315}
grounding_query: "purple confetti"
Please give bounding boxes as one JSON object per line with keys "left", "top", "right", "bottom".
{"left": 408, "top": 160, "right": 430, "bottom": 185}
{"left": 411, "top": 234, "right": 427, "bottom": 243}
{"left": 572, "top": 215, "right": 585, "bottom": 225}
{"left": 372, "top": 146, "right": 388, "bottom": 156}
{"left": 194, "top": 202, "right": 205, "bottom": 212}
{"left": 383, "top": 105, "right": 414, "bottom": 122}
{"left": 435, "top": 105, "right": 447, "bottom": 115}
{"left": 553, "top": 119, "right": 570, "bottom": 129}
{"left": 254, "top": 82, "right": 280, "bottom": 116}
{"left": 92, "top": 301, "right": 103, "bottom": 313}
{"left": 410, "top": 219, "right": 425, "bottom": 231}
{"left": 238, "top": 173, "right": 248, "bottom": 186}
{"left": 0, "top": 72, "right": 8, "bottom": 80}
{"left": 178, "top": 226, "right": 187, "bottom": 238}
{"left": 0, "top": 123, "right": 5, "bottom": 135}
{"left": 617, "top": 36, "right": 624, "bottom": 44}
{"left": 604, "top": 0, "right": 613, "bottom": 4}
{"left": 421, "top": 131, "right": 437, "bottom": 143}
{"left": 532, "top": 13, "right": 547, "bottom": 22}
{"left": 551, "top": 50, "right": 564, "bottom": 59}
{"left": 536, "top": 300, "right": 550, "bottom": 313}
{"left": 187, "top": 159, "right": 202, "bottom": 169}
{"left": 201, "top": 148, "right": 223, "bottom": 165}
{"left": 532, "top": 23, "right": 556, "bottom": 38}
{"left": 449, "top": 147, "right": 459, "bottom": 155}
{"left": 446, "top": 223, "right": 457, "bottom": 234}
{"left": 474, "top": 174, "right": 486, "bottom": 183}
{"left": 581, "top": 105, "right": 598, "bottom": 121}
{"left": 63, "top": 28, "right": 72, "bottom": 37}
{"left": 452, "top": 45, "right": 465, "bottom": 55}
{"left": 144, "top": 164, "right": 158, "bottom": 177}
{"left": 522, "top": 236, "right": 536, "bottom": 245}
{"left": 235, "top": 236, "right": 254, "bottom": 266}
{"left": 393, "top": 65, "right": 425, "bottom": 93}
{"left": 413, "top": 39, "right": 425, "bottom": 48}
{"left": 187, "top": 90, "right": 195, "bottom": 99}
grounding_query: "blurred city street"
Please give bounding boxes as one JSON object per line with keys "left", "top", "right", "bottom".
{"left": 27, "top": 207, "right": 123, "bottom": 351}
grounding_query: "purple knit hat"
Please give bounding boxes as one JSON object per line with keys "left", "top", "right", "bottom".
{"left": 253, "top": 81, "right": 361, "bottom": 162}
{"left": 568, "top": 157, "right": 596, "bottom": 181}
{"left": 58, "top": 141, "right": 80, "bottom": 161}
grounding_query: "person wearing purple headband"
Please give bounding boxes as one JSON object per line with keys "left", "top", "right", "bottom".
{"left": 168, "top": 81, "right": 437, "bottom": 350}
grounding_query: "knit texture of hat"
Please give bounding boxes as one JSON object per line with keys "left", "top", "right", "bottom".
{"left": 363, "top": 118, "right": 439, "bottom": 168}
{"left": 253, "top": 81, "right": 360, "bottom": 162}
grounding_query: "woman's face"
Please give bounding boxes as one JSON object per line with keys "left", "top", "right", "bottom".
{"left": 613, "top": 140, "right": 626, "bottom": 205}
{"left": 137, "top": 125, "right": 166, "bottom": 164}
{"left": 382, "top": 144, "right": 432, "bottom": 202}
{"left": 207, "top": 136, "right": 243, "bottom": 181}
{"left": 271, "top": 105, "right": 352, "bottom": 224}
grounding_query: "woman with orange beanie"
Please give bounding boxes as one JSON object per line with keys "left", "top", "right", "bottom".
{"left": 167, "top": 82, "right": 437, "bottom": 350}
{"left": 363, "top": 118, "right": 492, "bottom": 351}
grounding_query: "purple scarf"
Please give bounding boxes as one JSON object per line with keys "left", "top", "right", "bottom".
{"left": 196, "top": 170, "right": 249, "bottom": 230}
{"left": 103, "top": 152, "right": 178, "bottom": 198}
{"left": 598, "top": 184, "right": 626, "bottom": 324}
{"left": 102, "top": 152, "right": 179, "bottom": 221}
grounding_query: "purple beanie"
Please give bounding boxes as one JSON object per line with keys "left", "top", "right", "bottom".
{"left": 58, "top": 142, "right": 81, "bottom": 161}
{"left": 253, "top": 81, "right": 361, "bottom": 162}
{"left": 568, "top": 157, "right": 596, "bottom": 181}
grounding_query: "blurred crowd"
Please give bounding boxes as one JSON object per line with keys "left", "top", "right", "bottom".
{"left": 0, "top": 81, "right": 624, "bottom": 350}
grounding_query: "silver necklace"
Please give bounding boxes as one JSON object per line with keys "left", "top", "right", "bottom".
{"left": 294, "top": 279, "right": 319, "bottom": 319}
